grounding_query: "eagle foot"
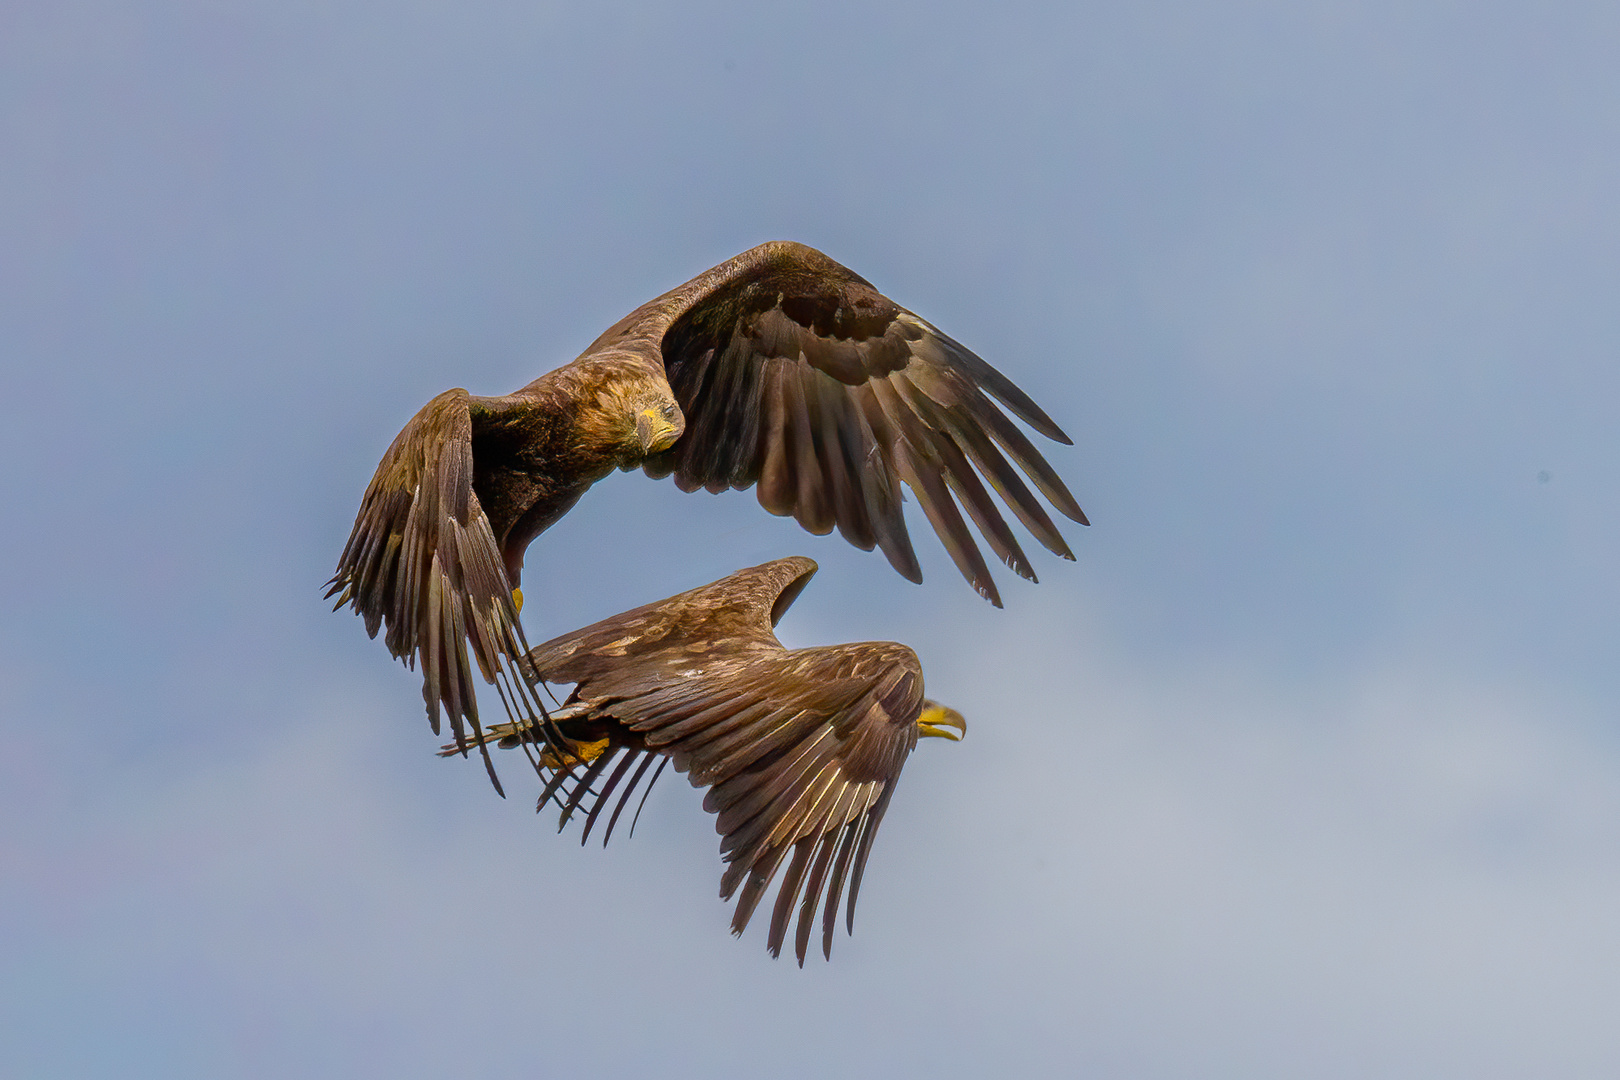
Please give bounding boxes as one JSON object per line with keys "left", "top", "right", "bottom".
{"left": 539, "top": 736, "right": 610, "bottom": 771}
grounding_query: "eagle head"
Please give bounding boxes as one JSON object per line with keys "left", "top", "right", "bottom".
{"left": 632, "top": 394, "right": 684, "bottom": 455}
{"left": 571, "top": 355, "right": 686, "bottom": 462}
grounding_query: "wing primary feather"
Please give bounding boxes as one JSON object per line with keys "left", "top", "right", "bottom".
{"left": 670, "top": 341, "right": 717, "bottom": 415}
{"left": 728, "top": 840, "right": 797, "bottom": 935}
{"left": 888, "top": 371, "right": 1063, "bottom": 571}
{"left": 582, "top": 749, "right": 641, "bottom": 846}
{"left": 706, "top": 696, "right": 855, "bottom": 799}
{"left": 558, "top": 750, "right": 616, "bottom": 830}
{"left": 822, "top": 819, "right": 863, "bottom": 959}
{"left": 784, "top": 778, "right": 861, "bottom": 962}
{"left": 423, "top": 556, "right": 449, "bottom": 738}
{"left": 627, "top": 756, "right": 669, "bottom": 840}
{"left": 499, "top": 670, "right": 556, "bottom": 754}
{"left": 682, "top": 347, "right": 734, "bottom": 490}
{"left": 918, "top": 320, "right": 1074, "bottom": 444}
{"left": 846, "top": 782, "right": 900, "bottom": 935}
{"left": 602, "top": 751, "right": 659, "bottom": 847}
{"left": 763, "top": 757, "right": 844, "bottom": 852}
{"left": 704, "top": 723, "right": 816, "bottom": 819}
{"left": 719, "top": 854, "right": 749, "bottom": 903}
{"left": 444, "top": 562, "right": 476, "bottom": 719}
{"left": 892, "top": 439, "right": 1002, "bottom": 607}
{"left": 756, "top": 360, "right": 797, "bottom": 517}
{"left": 931, "top": 431, "right": 1035, "bottom": 580}
{"left": 534, "top": 737, "right": 595, "bottom": 818}
{"left": 720, "top": 338, "right": 766, "bottom": 490}
{"left": 851, "top": 387, "right": 923, "bottom": 583}
{"left": 705, "top": 335, "right": 764, "bottom": 490}
{"left": 728, "top": 854, "right": 774, "bottom": 934}
{"left": 476, "top": 657, "right": 563, "bottom": 802}
{"left": 815, "top": 378, "right": 878, "bottom": 551}
{"left": 684, "top": 345, "right": 733, "bottom": 490}
{"left": 535, "top": 763, "right": 574, "bottom": 816}
{"left": 768, "top": 836, "right": 818, "bottom": 960}
{"left": 788, "top": 364, "right": 835, "bottom": 535}
{"left": 716, "top": 746, "right": 835, "bottom": 866}
{"left": 974, "top": 403, "right": 1089, "bottom": 524}
{"left": 489, "top": 676, "right": 544, "bottom": 779}
{"left": 936, "top": 409, "right": 1075, "bottom": 559}
{"left": 795, "top": 830, "right": 841, "bottom": 964}
{"left": 667, "top": 346, "right": 719, "bottom": 492}
{"left": 474, "top": 724, "right": 506, "bottom": 799}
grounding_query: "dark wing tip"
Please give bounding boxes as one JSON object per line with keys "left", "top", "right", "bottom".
{"left": 973, "top": 576, "right": 1004, "bottom": 608}
{"left": 1044, "top": 423, "right": 1075, "bottom": 447}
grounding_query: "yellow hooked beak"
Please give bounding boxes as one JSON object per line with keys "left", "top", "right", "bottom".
{"left": 635, "top": 407, "right": 681, "bottom": 455}
{"left": 916, "top": 701, "right": 967, "bottom": 741}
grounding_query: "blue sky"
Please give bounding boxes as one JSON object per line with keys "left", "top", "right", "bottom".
{"left": 4, "top": 1, "right": 1618, "bottom": 1076}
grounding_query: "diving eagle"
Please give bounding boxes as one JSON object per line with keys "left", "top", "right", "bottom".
{"left": 451, "top": 556, "right": 966, "bottom": 964}
{"left": 329, "top": 241, "right": 1083, "bottom": 767}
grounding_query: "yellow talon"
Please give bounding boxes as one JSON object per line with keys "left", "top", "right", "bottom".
{"left": 540, "top": 736, "right": 610, "bottom": 770}
{"left": 512, "top": 587, "right": 524, "bottom": 613}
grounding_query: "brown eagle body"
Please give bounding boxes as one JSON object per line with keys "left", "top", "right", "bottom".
{"left": 454, "top": 556, "right": 967, "bottom": 964}
{"left": 329, "top": 241, "right": 1085, "bottom": 757}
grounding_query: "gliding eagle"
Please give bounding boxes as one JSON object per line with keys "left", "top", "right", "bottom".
{"left": 451, "top": 556, "right": 966, "bottom": 964}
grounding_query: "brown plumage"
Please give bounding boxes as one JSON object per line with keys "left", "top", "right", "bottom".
{"left": 329, "top": 241, "right": 1082, "bottom": 756}
{"left": 450, "top": 556, "right": 967, "bottom": 964}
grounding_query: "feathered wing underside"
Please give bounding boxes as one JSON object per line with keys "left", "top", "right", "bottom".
{"left": 515, "top": 557, "right": 925, "bottom": 963}
{"left": 326, "top": 388, "right": 543, "bottom": 791}
{"left": 611, "top": 241, "right": 1088, "bottom": 606}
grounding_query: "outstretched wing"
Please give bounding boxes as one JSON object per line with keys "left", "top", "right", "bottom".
{"left": 326, "top": 388, "right": 534, "bottom": 789}
{"left": 515, "top": 557, "right": 927, "bottom": 963}
{"left": 592, "top": 241, "right": 1088, "bottom": 606}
